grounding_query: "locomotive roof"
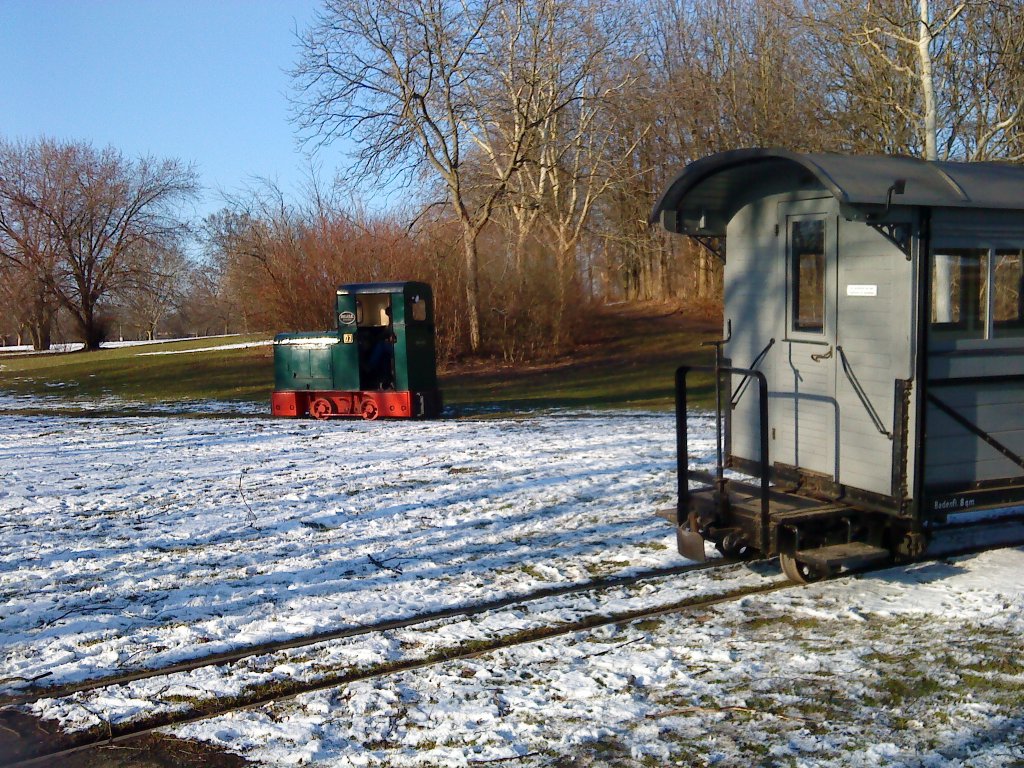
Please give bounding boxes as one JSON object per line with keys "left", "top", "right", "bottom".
{"left": 336, "top": 281, "right": 431, "bottom": 295}
{"left": 651, "top": 148, "right": 1024, "bottom": 236}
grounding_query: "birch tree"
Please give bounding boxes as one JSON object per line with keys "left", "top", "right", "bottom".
{"left": 496, "top": 0, "right": 641, "bottom": 346}
{"left": 804, "top": 0, "right": 973, "bottom": 159}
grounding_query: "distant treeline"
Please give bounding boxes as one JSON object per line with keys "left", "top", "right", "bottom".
{"left": 2, "top": 0, "right": 1022, "bottom": 360}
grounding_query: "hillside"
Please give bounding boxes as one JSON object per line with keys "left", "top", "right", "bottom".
{"left": 442, "top": 302, "right": 720, "bottom": 413}
{"left": 0, "top": 304, "right": 722, "bottom": 415}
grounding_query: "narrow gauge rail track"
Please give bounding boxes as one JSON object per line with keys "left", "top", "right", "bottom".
{"left": 0, "top": 559, "right": 782, "bottom": 768}
{"left": 0, "top": 559, "right": 731, "bottom": 710}
{"left": 7, "top": 536, "right": 1024, "bottom": 767}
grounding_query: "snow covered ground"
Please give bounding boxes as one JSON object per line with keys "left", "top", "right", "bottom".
{"left": 0, "top": 334, "right": 252, "bottom": 355}
{"left": 0, "top": 411, "right": 688, "bottom": 687}
{"left": 1, "top": 410, "right": 1023, "bottom": 766}
{"left": 176, "top": 550, "right": 1024, "bottom": 768}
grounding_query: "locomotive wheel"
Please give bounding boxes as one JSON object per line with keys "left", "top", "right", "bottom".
{"left": 779, "top": 552, "right": 831, "bottom": 584}
{"left": 310, "top": 397, "right": 334, "bottom": 420}
{"left": 361, "top": 400, "right": 380, "bottom": 420}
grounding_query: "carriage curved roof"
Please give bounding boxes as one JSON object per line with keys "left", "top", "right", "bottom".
{"left": 651, "top": 148, "right": 1024, "bottom": 236}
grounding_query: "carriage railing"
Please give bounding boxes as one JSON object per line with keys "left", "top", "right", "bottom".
{"left": 675, "top": 364, "right": 770, "bottom": 538}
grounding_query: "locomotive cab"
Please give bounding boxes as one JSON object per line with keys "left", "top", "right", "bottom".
{"left": 271, "top": 281, "right": 442, "bottom": 420}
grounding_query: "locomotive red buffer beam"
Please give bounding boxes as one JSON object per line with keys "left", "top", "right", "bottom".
{"left": 271, "top": 390, "right": 442, "bottom": 420}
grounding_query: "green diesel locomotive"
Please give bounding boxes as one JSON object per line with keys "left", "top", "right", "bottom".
{"left": 271, "top": 282, "right": 442, "bottom": 420}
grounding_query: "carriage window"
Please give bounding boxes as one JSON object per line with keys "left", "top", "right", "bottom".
{"left": 931, "top": 248, "right": 1024, "bottom": 340}
{"left": 790, "top": 219, "right": 825, "bottom": 334}
{"left": 993, "top": 250, "right": 1024, "bottom": 337}
{"left": 931, "top": 250, "right": 986, "bottom": 337}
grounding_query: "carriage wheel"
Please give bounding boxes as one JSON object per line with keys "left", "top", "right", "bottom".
{"left": 310, "top": 397, "right": 334, "bottom": 420}
{"left": 361, "top": 400, "right": 380, "bottom": 420}
{"left": 779, "top": 552, "right": 831, "bottom": 584}
{"left": 715, "top": 531, "right": 756, "bottom": 560}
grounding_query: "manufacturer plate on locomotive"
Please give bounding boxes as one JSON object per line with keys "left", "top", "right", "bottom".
{"left": 338, "top": 311, "right": 356, "bottom": 325}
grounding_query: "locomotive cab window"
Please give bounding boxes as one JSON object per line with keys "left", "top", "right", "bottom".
{"left": 409, "top": 294, "right": 428, "bottom": 323}
{"left": 790, "top": 218, "right": 826, "bottom": 334}
{"left": 356, "top": 294, "right": 393, "bottom": 327}
{"left": 931, "top": 247, "right": 1024, "bottom": 340}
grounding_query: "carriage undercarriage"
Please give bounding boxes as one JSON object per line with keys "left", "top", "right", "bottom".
{"left": 674, "top": 477, "right": 914, "bottom": 582}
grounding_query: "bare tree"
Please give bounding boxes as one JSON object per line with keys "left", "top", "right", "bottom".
{"left": 112, "top": 241, "right": 190, "bottom": 340}
{"left": 505, "top": 1, "right": 643, "bottom": 347}
{"left": 593, "top": 0, "right": 826, "bottom": 303}
{"left": 0, "top": 258, "right": 58, "bottom": 348}
{"left": 803, "top": 0, "right": 969, "bottom": 160}
{"left": 0, "top": 139, "right": 63, "bottom": 348}
{"left": 945, "top": 0, "right": 1024, "bottom": 160}
{"left": 294, "top": 0, "right": 599, "bottom": 353}
{"left": 0, "top": 138, "right": 198, "bottom": 350}
{"left": 55, "top": 144, "right": 198, "bottom": 349}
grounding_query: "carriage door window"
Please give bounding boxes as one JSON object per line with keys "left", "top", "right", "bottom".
{"left": 790, "top": 219, "right": 826, "bottom": 334}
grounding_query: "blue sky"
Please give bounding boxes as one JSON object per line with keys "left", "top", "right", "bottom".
{"left": 0, "top": 0, "right": 345, "bottom": 219}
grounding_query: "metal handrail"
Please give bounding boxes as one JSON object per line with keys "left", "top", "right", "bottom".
{"left": 730, "top": 338, "right": 775, "bottom": 408}
{"left": 676, "top": 364, "right": 771, "bottom": 541}
{"left": 837, "top": 345, "right": 892, "bottom": 439}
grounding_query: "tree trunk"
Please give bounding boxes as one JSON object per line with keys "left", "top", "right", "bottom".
{"left": 461, "top": 233, "right": 482, "bottom": 353}
{"left": 660, "top": 242, "right": 671, "bottom": 300}
{"left": 29, "top": 299, "right": 54, "bottom": 351}
{"left": 918, "top": 0, "right": 938, "bottom": 161}
{"left": 75, "top": 303, "right": 105, "bottom": 350}
{"left": 30, "top": 324, "right": 51, "bottom": 351}
{"left": 553, "top": 239, "right": 577, "bottom": 351}
{"left": 918, "top": 0, "right": 955, "bottom": 322}
{"left": 697, "top": 251, "right": 709, "bottom": 300}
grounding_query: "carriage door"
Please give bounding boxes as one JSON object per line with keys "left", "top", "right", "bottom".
{"left": 775, "top": 202, "right": 838, "bottom": 481}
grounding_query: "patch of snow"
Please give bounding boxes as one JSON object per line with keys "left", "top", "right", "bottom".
{"left": 136, "top": 340, "right": 274, "bottom": 356}
{"left": 172, "top": 548, "right": 1024, "bottom": 768}
{"left": 0, "top": 334, "right": 245, "bottom": 355}
{"left": 0, "top": 412, "right": 699, "bottom": 693}
{"left": 3, "top": 410, "right": 1024, "bottom": 767}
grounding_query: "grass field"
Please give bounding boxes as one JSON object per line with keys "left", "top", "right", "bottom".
{"left": 0, "top": 305, "right": 721, "bottom": 415}
{"left": 445, "top": 304, "right": 720, "bottom": 412}
{"left": 0, "top": 336, "right": 274, "bottom": 406}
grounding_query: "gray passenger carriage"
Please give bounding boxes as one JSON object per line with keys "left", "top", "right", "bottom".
{"left": 653, "top": 148, "right": 1024, "bottom": 581}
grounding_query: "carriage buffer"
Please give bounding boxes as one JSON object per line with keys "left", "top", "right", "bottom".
{"left": 271, "top": 281, "right": 442, "bottom": 420}
{"left": 653, "top": 149, "right": 1024, "bottom": 580}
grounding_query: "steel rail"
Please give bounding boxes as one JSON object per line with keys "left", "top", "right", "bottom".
{"left": 0, "top": 560, "right": 733, "bottom": 709}
{"left": 7, "top": 536, "right": 1024, "bottom": 768}
{"left": 1, "top": 572, "right": 789, "bottom": 768}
